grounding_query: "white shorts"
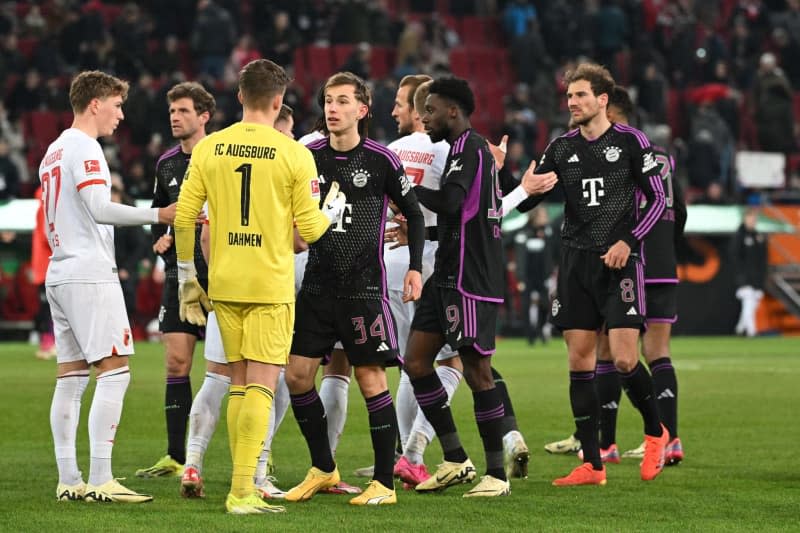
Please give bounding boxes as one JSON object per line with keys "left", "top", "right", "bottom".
{"left": 203, "top": 311, "right": 227, "bottom": 365}
{"left": 294, "top": 250, "right": 308, "bottom": 295}
{"left": 47, "top": 282, "right": 134, "bottom": 364}
{"left": 387, "top": 288, "right": 457, "bottom": 362}
{"left": 384, "top": 240, "right": 438, "bottom": 292}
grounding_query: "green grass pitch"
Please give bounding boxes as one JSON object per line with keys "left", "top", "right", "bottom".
{"left": 0, "top": 337, "right": 796, "bottom": 532}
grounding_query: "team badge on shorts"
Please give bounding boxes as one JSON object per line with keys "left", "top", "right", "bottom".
{"left": 158, "top": 305, "right": 166, "bottom": 324}
{"left": 123, "top": 328, "right": 131, "bottom": 346}
{"left": 551, "top": 299, "right": 561, "bottom": 317}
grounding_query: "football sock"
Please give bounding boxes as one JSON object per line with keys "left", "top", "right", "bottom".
{"left": 396, "top": 369, "right": 416, "bottom": 449}
{"left": 185, "top": 371, "right": 229, "bottom": 473}
{"left": 51, "top": 371, "right": 89, "bottom": 485}
{"left": 491, "top": 367, "right": 518, "bottom": 434}
{"left": 88, "top": 366, "right": 130, "bottom": 485}
{"left": 231, "top": 384, "right": 272, "bottom": 498}
{"left": 319, "top": 374, "right": 349, "bottom": 457}
{"left": 365, "top": 390, "right": 398, "bottom": 489}
{"left": 226, "top": 385, "right": 246, "bottom": 461}
{"left": 473, "top": 388, "right": 506, "bottom": 480}
{"left": 570, "top": 370, "right": 602, "bottom": 470}
{"left": 411, "top": 372, "right": 467, "bottom": 463}
{"left": 291, "top": 388, "right": 335, "bottom": 472}
{"left": 165, "top": 375, "right": 192, "bottom": 465}
{"left": 649, "top": 357, "right": 678, "bottom": 438}
{"left": 596, "top": 360, "right": 621, "bottom": 449}
{"left": 257, "top": 371, "right": 289, "bottom": 483}
{"left": 619, "top": 362, "right": 662, "bottom": 437}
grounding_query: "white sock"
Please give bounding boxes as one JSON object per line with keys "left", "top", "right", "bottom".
{"left": 256, "top": 370, "right": 289, "bottom": 484}
{"left": 185, "top": 372, "right": 229, "bottom": 474}
{"left": 51, "top": 371, "right": 89, "bottom": 485}
{"left": 404, "top": 365, "right": 462, "bottom": 464}
{"left": 88, "top": 366, "right": 130, "bottom": 486}
{"left": 319, "top": 374, "right": 349, "bottom": 457}
{"left": 395, "top": 370, "right": 417, "bottom": 449}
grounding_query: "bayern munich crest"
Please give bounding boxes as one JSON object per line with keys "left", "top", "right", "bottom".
{"left": 352, "top": 169, "right": 369, "bottom": 188}
{"left": 604, "top": 146, "right": 621, "bottom": 162}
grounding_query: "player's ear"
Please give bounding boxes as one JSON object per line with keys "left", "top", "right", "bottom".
{"left": 598, "top": 92, "right": 609, "bottom": 108}
{"left": 272, "top": 93, "right": 283, "bottom": 112}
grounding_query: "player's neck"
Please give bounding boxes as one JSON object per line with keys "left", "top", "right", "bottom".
{"left": 70, "top": 116, "right": 99, "bottom": 139}
{"left": 329, "top": 128, "right": 361, "bottom": 152}
{"left": 447, "top": 122, "right": 470, "bottom": 144}
{"left": 241, "top": 109, "right": 278, "bottom": 128}
{"left": 180, "top": 131, "right": 205, "bottom": 154}
{"left": 579, "top": 115, "right": 612, "bottom": 141}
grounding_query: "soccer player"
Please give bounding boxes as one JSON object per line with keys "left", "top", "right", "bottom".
{"left": 174, "top": 58, "right": 346, "bottom": 514}
{"left": 137, "top": 81, "right": 216, "bottom": 479}
{"left": 283, "top": 71, "right": 425, "bottom": 506}
{"left": 42, "top": 70, "right": 175, "bottom": 503}
{"left": 274, "top": 104, "right": 294, "bottom": 138}
{"left": 531, "top": 64, "right": 669, "bottom": 486}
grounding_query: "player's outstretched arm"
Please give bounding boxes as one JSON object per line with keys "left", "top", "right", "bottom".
{"left": 79, "top": 184, "right": 163, "bottom": 226}
{"left": 292, "top": 149, "right": 337, "bottom": 244}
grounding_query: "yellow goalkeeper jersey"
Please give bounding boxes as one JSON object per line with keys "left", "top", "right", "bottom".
{"left": 175, "top": 121, "right": 330, "bottom": 303}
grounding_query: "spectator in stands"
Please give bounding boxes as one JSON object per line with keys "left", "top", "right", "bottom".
{"left": 147, "top": 35, "right": 182, "bottom": 79}
{"left": 396, "top": 20, "right": 424, "bottom": 71}
{"left": 111, "top": 3, "right": 152, "bottom": 79}
{"left": 5, "top": 69, "right": 46, "bottom": 121}
{"left": 340, "top": 42, "right": 371, "bottom": 80}
{"left": 260, "top": 11, "right": 300, "bottom": 68}
{"left": 732, "top": 207, "right": 768, "bottom": 337}
{"left": 504, "top": 0, "right": 538, "bottom": 39}
{"left": 729, "top": 14, "right": 761, "bottom": 89}
{"left": 330, "top": 0, "right": 371, "bottom": 44}
{"left": 594, "top": 0, "right": 630, "bottom": 77}
{"left": 686, "top": 99, "right": 733, "bottom": 191}
{"left": 0, "top": 139, "right": 19, "bottom": 200}
{"left": 0, "top": 103, "right": 28, "bottom": 185}
{"left": 30, "top": 185, "right": 54, "bottom": 359}
{"left": 510, "top": 19, "right": 551, "bottom": 85}
{"left": 503, "top": 83, "right": 538, "bottom": 159}
{"left": 696, "top": 181, "right": 731, "bottom": 205}
{"left": 636, "top": 62, "right": 668, "bottom": 123}
{"left": 125, "top": 73, "right": 159, "bottom": 146}
{"left": 752, "top": 52, "right": 795, "bottom": 153}
{"left": 191, "top": 0, "right": 236, "bottom": 80}
{"left": 226, "top": 34, "right": 262, "bottom": 80}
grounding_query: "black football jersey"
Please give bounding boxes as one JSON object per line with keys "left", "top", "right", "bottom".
{"left": 434, "top": 129, "right": 504, "bottom": 302}
{"left": 535, "top": 123, "right": 666, "bottom": 254}
{"left": 303, "top": 137, "right": 422, "bottom": 299}
{"left": 640, "top": 145, "right": 687, "bottom": 281}
{"left": 151, "top": 145, "right": 207, "bottom": 279}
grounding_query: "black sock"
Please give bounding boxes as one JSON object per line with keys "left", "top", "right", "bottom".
{"left": 619, "top": 362, "right": 662, "bottom": 437}
{"left": 570, "top": 371, "right": 602, "bottom": 470}
{"left": 491, "top": 367, "right": 518, "bottom": 434}
{"left": 290, "top": 388, "right": 335, "bottom": 472}
{"left": 649, "top": 357, "right": 678, "bottom": 438}
{"left": 165, "top": 376, "right": 192, "bottom": 464}
{"left": 411, "top": 372, "right": 467, "bottom": 463}
{"left": 473, "top": 388, "right": 506, "bottom": 480}
{"left": 365, "top": 390, "right": 397, "bottom": 489}
{"left": 596, "top": 360, "right": 621, "bottom": 449}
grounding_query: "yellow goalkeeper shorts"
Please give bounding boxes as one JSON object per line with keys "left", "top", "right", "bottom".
{"left": 213, "top": 301, "right": 294, "bottom": 364}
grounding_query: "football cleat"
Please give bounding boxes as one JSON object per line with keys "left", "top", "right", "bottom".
{"left": 56, "top": 481, "right": 86, "bottom": 501}
{"left": 180, "top": 467, "right": 204, "bottom": 498}
{"left": 415, "top": 459, "right": 476, "bottom": 492}
{"left": 320, "top": 480, "right": 362, "bottom": 495}
{"left": 552, "top": 463, "right": 607, "bottom": 486}
{"left": 503, "top": 430, "right": 531, "bottom": 478}
{"left": 544, "top": 434, "right": 581, "bottom": 454}
{"left": 349, "top": 480, "right": 396, "bottom": 505}
{"left": 353, "top": 464, "right": 375, "bottom": 478}
{"left": 665, "top": 437, "right": 684, "bottom": 466}
{"left": 578, "top": 443, "right": 621, "bottom": 464}
{"left": 641, "top": 424, "right": 670, "bottom": 481}
{"left": 84, "top": 479, "right": 153, "bottom": 503}
{"left": 284, "top": 466, "right": 340, "bottom": 502}
{"left": 463, "top": 475, "right": 511, "bottom": 498}
{"left": 256, "top": 476, "right": 286, "bottom": 499}
{"left": 393, "top": 456, "right": 431, "bottom": 486}
{"left": 622, "top": 441, "right": 645, "bottom": 459}
{"left": 135, "top": 455, "right": 183, "bottom": 478}
{"left": 225, "top": 492, "right": 285, "bottom": 514}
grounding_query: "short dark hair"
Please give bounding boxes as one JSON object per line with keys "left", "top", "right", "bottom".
{"left": 167, "top": 81, "right": 216, "bottom": 117}
{"left": 608, "top": 85, "right": 634, "bottom": 120}
{"left": 399, "top": 74, "right": 432, "bottom": 109}
{"left": 428, "top": 77, "right": 475, "bottom": 116}
{"left": 69, "top": 71, "right": 129, "bottom": 113}
{"left": 563, "top": 63, "right": 615, "bottom": 100}
{"left": 277, "top": 103, "right": 293, "bottom": 122}
{"left": 239, "top": 59, "right": 291, "bottom": 110}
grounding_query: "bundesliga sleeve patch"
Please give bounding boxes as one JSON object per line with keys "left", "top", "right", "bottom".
{"left": 84, "top": 159, "right": 101, "bottom": 175}
{"left": 310, "top": 178, "right": 320, "bottom": 198}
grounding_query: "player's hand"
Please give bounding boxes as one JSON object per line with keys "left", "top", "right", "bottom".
{"left": 402, "top": 270, "right": 422, "bottom": 302}
{"left": 601, "top": 240, "right": 631, "bottom": 270}
{"left": 521, "top": 160, "right": 558, "bottom": 195}
{"left": 158, "top": 203, "right": 177, "bottom": 224}
{"left": 488, "top": 134, "right": 508, "bottom": 170}
{"left": 322, "top": 181, "right": 347, "bottom": 224}
{"left": 384, "top": 218, "right": 409, "bottom": 249}
{"left": 177, "top": 260, "right": 212, "bottom": 325}
{"left": 153, "top": 234, "right": 174, "bottom": 254}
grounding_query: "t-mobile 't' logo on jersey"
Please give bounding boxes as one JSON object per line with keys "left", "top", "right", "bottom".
{"left": 581, "top": 177, "right": 605, "bottom": 206}
{"left": 331, "top": 203, "right": 353, "bottom": 233}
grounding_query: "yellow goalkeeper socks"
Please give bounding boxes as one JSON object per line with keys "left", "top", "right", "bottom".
{"left": 231, "top": 384, "right": 273, "bottom": 498}
{"left": 227, "top": 385, "right": 246, "bottom": 462}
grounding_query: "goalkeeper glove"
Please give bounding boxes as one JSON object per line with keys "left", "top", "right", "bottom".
{"left": 177, "top": 260, "right": 213, "bottom": 325}
{"left": 322, "top": 180, "right": 347, "bottom": 225}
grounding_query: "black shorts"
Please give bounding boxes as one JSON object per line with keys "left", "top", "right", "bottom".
{"left": 411, "top": 279, "right": 498, "bottom": 355}
{"left": 291, "top": 290, "right": 401, "bottom": 367}
{"left": 158, "top": 277, "right": 208, "bottom": 336}
{"left": 645, "top": 282, "right": 677, "bottom": 323}
{"left": 551, "top": 246, "right": 645, "bottom": 331}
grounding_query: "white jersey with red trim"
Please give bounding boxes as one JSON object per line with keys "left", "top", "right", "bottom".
{"left": 39, "top": 128, "right": 118, "bottom": 285}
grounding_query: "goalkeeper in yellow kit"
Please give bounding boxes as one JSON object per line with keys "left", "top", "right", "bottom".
{"left": 174, "top": 59, "right": 346, "bottom": 514}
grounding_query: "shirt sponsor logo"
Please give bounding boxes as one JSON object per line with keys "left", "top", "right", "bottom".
{"left": 642, "top": 151, "right": 657, "bottom": 173}
{"left": 446, "top": 158, "right": 463, "bottom": 177}
{"left": 581, "top": 177, "right": 605, "bottom": 206}
{"left": 399, "top": 173, "right": 411, "bottom": 196}
{"left": 84, "top": 160, "right": 101, "bottom": 175}
{"left": 604, "top": 146, "right": 621, "bottom": 162}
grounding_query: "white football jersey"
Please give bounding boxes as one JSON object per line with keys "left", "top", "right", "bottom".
{"left": 387, "top": 131, "right": 449, "bottom": 228}
{"left": 39, "top": 128, "right": 117, "bottom": 285}
{"left": 298, "top": 130, "right": 326, "bottom": 147}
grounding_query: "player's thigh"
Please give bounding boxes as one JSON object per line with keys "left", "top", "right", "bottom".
{"left": 336, "top": 298, "right": 401, "bottom": 368}
{"left": 203, "top": 310, "right": 228, "bottom": 365}
{"left": 603, "top": 258, "right": 646, "bottom": 330}
{"left": 47, "top": 285, "right": 83, "bottom": 364}
{"left": 551, "top": 247, "right": 604, "bottom": 331}
{"left": 642, "top": 322, "right": 672, "bottom": 363}
{"left": 439, "top": 288, "right": 499, "bottom": 356}
{"left": 240, "top": 302, "right": 295, "bottom": 365}
{"left": 323, "top": 349, "right": 352, "bottom": 377}
{"left": 290, "top": 290, "right": 338, "bottom": 358}
{"left": 50, "top": 283, "right": 134, "bottom": 365}
{"left": 353, "top": 364, "right": 389, "bottom": 397}
{"left": 162, "top": 332, "right": 197, "bottom": 375}
{"left": 213, "top": 301, "right": 245, "bottom": 363}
